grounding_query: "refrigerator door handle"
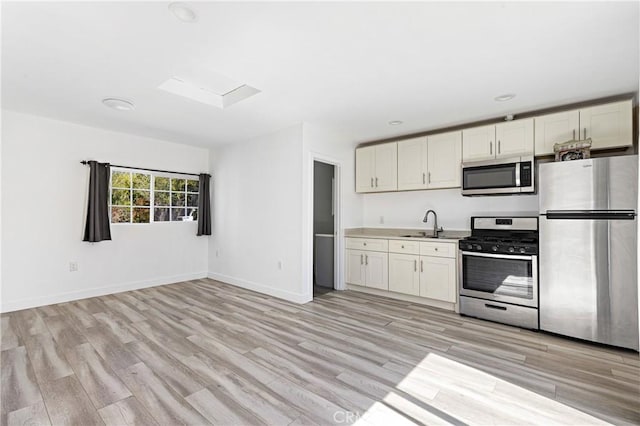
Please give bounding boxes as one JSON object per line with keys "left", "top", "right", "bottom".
{"left": 545, "top": 210, "right": 636, "bottom": 220}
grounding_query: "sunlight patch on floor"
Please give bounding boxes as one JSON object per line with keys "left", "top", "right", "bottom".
{"left": 355, "top": 353, "right": 611, "bottom": 426}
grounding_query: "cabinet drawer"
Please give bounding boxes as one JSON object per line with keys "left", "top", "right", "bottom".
{"left": 345, "top": 238, "right": 388, "bottom": 252}
{"left": 419, "top": 241, "right": 456, "bottom": 258}
{"left": 388, "top": 240, "right": 420, "bottom": 255}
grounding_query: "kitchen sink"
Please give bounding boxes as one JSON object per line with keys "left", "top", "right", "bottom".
{"left": 400, "top": 234, "right": 441, "bottom": 239}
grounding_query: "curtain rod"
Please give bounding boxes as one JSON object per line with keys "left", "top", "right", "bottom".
{"left": 80, "top": 161, "right": 200, "bottom": 177}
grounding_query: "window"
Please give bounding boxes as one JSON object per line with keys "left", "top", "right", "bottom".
{"left": 110, "top": 168, "right": 199, "bottom": 224}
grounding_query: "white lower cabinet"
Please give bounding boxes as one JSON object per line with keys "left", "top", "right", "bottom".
{"left": 348, "top": 237, "right": 458, "bottom": 308}
{"left": 419, "top": 256, "right": 456, "bottom": 303}
{"left": 389, "top": 253, "right": 420, "bottom": 296}
{"left": 345, "top": 248, "right": 388, "bottom": 290}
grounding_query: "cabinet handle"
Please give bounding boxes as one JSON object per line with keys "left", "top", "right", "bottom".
{"left": 360, "top": 254, "right": 364, "bottom": 265}
{"left": 498, "top": 140, "right": 501, "bottom": 154}
{"left": 584, "top": 128, "right": 587, "bottom": 139}
{"left": 414, "top": 260, "right": 417, "bottom": 271}
{"left": 401, "top": 245, "right": 404, "bottom": 248}
{"left": 370, "top": 177, "right": 373, "bottom": 188}
{"left": 365, "top": 254, "right": 368, "bottom": 265}
{"left": 375, "top": 177, "right": 378, "bottom": 187}
{"left": 428, "top": 172, "right": 431, "bottom": 184}
{"left": 490, "top": 141, "right": 493, "bottom": 155}
{"left": 420, "top": 260, "right": 423, "bottom": 273}
{"left": 422, "top": 173, "right": 426, "bottom": 184}
{"left": 435, "top": 247, "right": 438, "bottom": 251}
{"left": 363, "top": 242, "right": 367, "bottom": 246}
{"left": 573, "top": 129, "right": 576, "bottom": 140}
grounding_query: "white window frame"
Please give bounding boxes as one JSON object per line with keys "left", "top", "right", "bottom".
{"left": 109, "top": 167, "right": 199, "bottom": 225}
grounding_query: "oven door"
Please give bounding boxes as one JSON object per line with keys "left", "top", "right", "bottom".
{"left": 461, "top": 160, "right": 520, "bottom": 195}
{"left": 459, "top": 251, "right": 538, "bottom": 307}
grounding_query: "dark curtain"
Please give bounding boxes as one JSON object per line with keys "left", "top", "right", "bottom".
{"left": 83, "top": 161, "right": 112, "bottom": 242}
{"left": 197, "top": 173, "right": 212, "bottom": 236}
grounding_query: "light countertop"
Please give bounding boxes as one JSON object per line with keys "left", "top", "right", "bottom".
{"left": 345, "top": 227, "right": 470, "bottom": 243}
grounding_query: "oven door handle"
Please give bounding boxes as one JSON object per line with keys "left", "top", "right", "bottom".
{"left": 460, "top": 251, "right": 535, "bottom": 261}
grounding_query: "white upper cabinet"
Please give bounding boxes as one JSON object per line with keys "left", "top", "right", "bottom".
{"left": 534, "top": 100, "right": 632, "bottom": 156}
{"left": 373, "top": 143, "right": 398, "bottom": 192}
{"left": 534, "top": 110, "right": 579, "bottom": 156}
{"left": 462, "top": 125, "right": 495, "bottom": 162}
{"left": 355, "top": 143, "right": 397, "bottom": 193}
{"left": 397, "top": 137, "right": 428, "bottom": 190}
{"left": 579, "top": 100, "right": 632, "bottom": 150}
{"left": 495, "top": 118, "right": 534, "bottom": 158}
{"left": 427, "top": 131, "right": 462, "bottom": 189}
{"left": 463, "top": 119, "right": 534, "bottom": 162}
{"left": 355, "top": 146, "right": 375, "bottom": 192}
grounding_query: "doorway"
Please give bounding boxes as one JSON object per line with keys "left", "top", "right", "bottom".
{"left": 313, "top": 160, "right": 336, "bottom": 297}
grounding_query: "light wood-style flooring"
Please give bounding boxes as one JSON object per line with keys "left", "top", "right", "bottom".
{"left": 1, "top": 279, "right": 639, "bottom": 425}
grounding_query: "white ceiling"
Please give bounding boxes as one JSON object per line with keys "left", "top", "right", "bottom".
{"left": 2, "top": 2, "right": 638, "bottom": 147}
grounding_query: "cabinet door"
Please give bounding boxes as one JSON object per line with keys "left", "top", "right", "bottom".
{"left": 580, "top": 100, "right": 632, "bottom": 150}
{"left": 389, "top": 253, "right": 420, "bottom": 296}
{"left": 373, "top": 143, "right": 398, "bottom": 192}
{"left": 345, "top": 250, "right": 365, "bottom": 286}
{"left": 420, "top": 256, "right": 456, "bottom": 303}
{"left": 496, "top": 118, "right": 534, "bottom": 158}
{"left": 534, "top": 110, "right": 579, "bottom": 156}
{"left": 364, "top": 251, "right": 389, "bottom": 290}
{"left": 462, "top": 125, "right": 495, "bottom": 162}
{"left": 427, "top": 131, "right": 462, "bottom": 189}
{"left": 397, "top": 137, "right": 428, "bottom": 190}
{"left": 355, "top": 147, "right": 375, "bottom": 193}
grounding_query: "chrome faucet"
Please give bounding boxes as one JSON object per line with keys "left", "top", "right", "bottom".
{"left": 423, "top": 209, "right": 443, "bottom": 236}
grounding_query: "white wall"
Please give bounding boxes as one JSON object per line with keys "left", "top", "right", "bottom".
{"left": 1, "top": 110, "right": 209, "bottom": 312}
{"left": 207, "top": 124, "right": 308, "bottom": 302}
{"left": 363, "top": 188, "right": 539, "bottom": 230}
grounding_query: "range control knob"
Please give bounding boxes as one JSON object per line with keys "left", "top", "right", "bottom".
{"left": 508, "top": 247, "right": 515, "bottom": 253}
{"left": 491, "top": 245, "right": 498, "bottom": 252}
{"left": 519, "top": 247, "right": 527, "bottom": 254}
{"left": 474, "top": 244, "right": 482, "bottom": 251}
{"left": 465, "top": 244, "right": 473, "bottom": 250}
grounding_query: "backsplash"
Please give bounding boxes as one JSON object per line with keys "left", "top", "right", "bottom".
{"left": 362, "top": 187, "right": 539, "bottom": 230}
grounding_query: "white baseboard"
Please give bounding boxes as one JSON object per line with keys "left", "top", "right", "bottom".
{"left": 207, "top": 271, "right": 312, "bottom": 304}
{"left": 1, "top": 271, "right": 208, "bottom": 313}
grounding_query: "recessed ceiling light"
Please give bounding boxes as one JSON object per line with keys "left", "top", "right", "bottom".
{"left": 389, "top": 120, "right": 403, "bottom": 126}
{"left": 494, "top": 94, "right": 516, "bottom": 102}
{"left": 102, "top": 98, "right": 135, "bottom": 111}
{"left": 169, "top": 2, "right": 198, "bottom": 23}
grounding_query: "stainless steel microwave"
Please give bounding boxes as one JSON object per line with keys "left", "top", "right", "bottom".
{"left": 461, "top": 156, "right": 535, "bottom": 196}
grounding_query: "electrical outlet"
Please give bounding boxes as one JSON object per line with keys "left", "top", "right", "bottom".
{"left": 215, "top": 249, "right": 219, "bottom": 258}
{"left": 379, "top": 216, "right": 385, "bottom": 224}
{"left": 69, "top": 261, "right": 78, "bottom": 272}
{"left": 278, "top": 261, "right": 283, "bottom": 270}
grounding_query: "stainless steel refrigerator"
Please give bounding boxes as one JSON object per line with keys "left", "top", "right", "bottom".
{"left": 539, "top": 155, "right": 639, "bottom": 351}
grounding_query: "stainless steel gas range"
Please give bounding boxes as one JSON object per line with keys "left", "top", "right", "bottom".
{"left": 458, "top": 216, "right": 539, "bottom": 329}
